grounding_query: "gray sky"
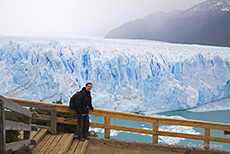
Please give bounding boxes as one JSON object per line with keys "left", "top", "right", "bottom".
{"left": 0, "top": 0, "right": 206, "bottom": 38}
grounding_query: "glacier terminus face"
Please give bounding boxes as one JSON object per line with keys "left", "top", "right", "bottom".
{"left": 0, "top": 36, "right": 230, "bottom": 114}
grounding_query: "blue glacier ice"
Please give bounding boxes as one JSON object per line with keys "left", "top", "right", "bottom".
{"left": 0, "top": 36, "right": 230, "bottom": 114}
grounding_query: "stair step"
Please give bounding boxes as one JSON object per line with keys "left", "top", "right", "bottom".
{"left": 67, "top": 139, "right": 80, "bottom": 154}
{"left": 39, "top": 135, "right": 56, "bottom": 153}
{"left": 32, "top": 134, "right": 51, "bottom": 153}
{"left": 74, "top": 140, "right": 89, "bottom": 154}
{"left": 33, "top": 128, "right": 48, "bottom": 144}
{"left": 18, "top": 128, "right": 40, "bottom": 140}
{"left": 44, "top": 134, "right": 62, "bottom": 153}
{"left": 58, "top": 133, "right": 75, "bottom": 154}
{"left": 31, "top": 128, "right": 40, "bottom": 139}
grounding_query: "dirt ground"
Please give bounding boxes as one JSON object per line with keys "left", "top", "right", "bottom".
{"left": 85, "top": 137, "right": 230, "bottom": 154}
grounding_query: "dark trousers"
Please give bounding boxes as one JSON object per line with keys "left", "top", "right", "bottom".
{"left": 77, "top": 115, "right": 89, "bottom": 138}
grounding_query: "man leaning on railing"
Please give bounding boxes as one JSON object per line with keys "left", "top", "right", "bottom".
{"left": 69, "top": 82, "right": 94, "bottom": 141}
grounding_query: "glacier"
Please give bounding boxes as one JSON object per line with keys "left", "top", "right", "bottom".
{"left": 0, "top": 36, "right": 230, "bottom": 114}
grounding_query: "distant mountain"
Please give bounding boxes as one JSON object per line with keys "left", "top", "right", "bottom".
{"left": 105, "top": 0, "right": 230, "bottom": 47}
{"left": 184, "top": 12, "right": 230, "bottom": 47}
{"left": 104, "top": 10, "right": 182, "bottom": 40}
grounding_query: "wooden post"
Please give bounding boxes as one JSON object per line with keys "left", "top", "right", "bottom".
{"left": 104, "top": 116, "right": 110, "bottom": 139}
{"left": 0, "top": 100, "right": 6, "bottom": 154}
{"left": 204, "top": 128, "right": 210, "bottom": 149}
{"left": 51, "top": 107, "right": 57, "bottom": 134}
{"left": 23, "top": 116, "right": 31, "bottom": 140}
{"left": 152, "top": 120, "right": 159, "bottom": 144}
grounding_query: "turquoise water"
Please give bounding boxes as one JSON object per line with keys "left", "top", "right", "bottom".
{"left": 90, "top": 110, "right": 230, "bottom": 152}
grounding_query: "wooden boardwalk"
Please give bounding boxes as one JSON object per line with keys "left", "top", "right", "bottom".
{"left": 24, "top": 128, "right": 89, "bottom": 154}
{"left": 20, "top": 128, "right": 230, "bottom": 154}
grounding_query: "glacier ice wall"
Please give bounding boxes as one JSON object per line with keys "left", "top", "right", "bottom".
{"left": 0, "top": 37, "right": 230, "bottom": 114}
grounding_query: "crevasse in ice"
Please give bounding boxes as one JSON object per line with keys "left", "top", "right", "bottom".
{"left": 0, "top": 37, "right": 230, "bottom": 114}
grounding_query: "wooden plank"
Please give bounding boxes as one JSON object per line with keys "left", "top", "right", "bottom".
{"left": 57, "top": 133, "right": 75, "bottom": 154}
{"left": 80, "top": 140, "right": 89, "bottom": 154}
{"left": 108, "top": 113, "right": 154, "bottom": 123}
{"left": 91, "top": 109, "right": 230, "bottom": 129}
{"left": 50, "top": 133, "right": 69, "bottom": 154}
{"left": 204, "top": 128, "right": 210, "bottom": 149}
{"left": 6, "top": 97, "right": 62, "bottom": 108}
{"left": 110, "top": 125, "right": 153, "bottom": 135}
{"left": 158, "top": 131, "right": 204, "bottom": 140}
{"left": 56, "top": 117, "right": 104, "bottom": 129}
{"left": 0, "top": 96, "right": 32, "bottom": 118}
{"left": 90, "top": 122, "right": 105, "bottom": 128}
{"left": 35, "top": 125, "right": 51, "bottom": 132}
{"left": 0, "top": 100, "right": 6, "bottom": 153}
{"left": 67, "top": 139, "right": 80, "bottom": 154}
{"left": 33, "top": 134, "right": 51, "bottom": 153}
{"left": 104, "top": 117, "right": 110, "bottom": 139}
{"left": 209, "top": 136, "right": 230, "bottom": 143}
{"left": 56, "top": 117, "right": 77, "bottom": 125}
{"left": 74, "top": 141, "right": 84, "bottom": 154}
{"left": 5, "top": 120, "right": 31, "bottom": 131}
{"left": 88, "top": 111, "right": 110, "bottom": 117}
{"left": 31, "top": 130, "right": 39, "bottom": 139}
{"left": 159, "top": 119, "right": 230, "bottom": 131}
{"left": 16, "top": 102, "right": 53, "bottom": 110}
{"left": 23, "top": 116, "right": 31, "bottom": 140}
{"left": 106, "top": 111, "right": 230, "bottom": 131}
{"left": 51, "top": 107, "right": 57, "bottom": 134}
{"left": 55, "top": 106, "right": 75, "bottom": 113}
{"left": 18, "top": 131, "right": 24, "bottom": 140}
{"left": 35, "top": 114, "right": 51, "bottom": 121}
{"left": 39, "top": 135, "right": 56, "bottom": 154}
{"left": 6, "top": 111, "right": 38, "bottom": 119}
{"left": 44, "top": 134, "right": 62, "bottom": 153}
{"left": 152, "top": 120, "right": 159, "bottom": 144}
{"left": 32, "top": 128, "right": 48, "bottom": 145}
{"left": 5, "top": 110, "right": 23, "bottom": 118}
{"left": 6, "top": 139, "right": 30, "bottom": 151}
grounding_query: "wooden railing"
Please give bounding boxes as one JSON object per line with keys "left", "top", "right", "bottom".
{"left": 0, "top": 96, "right": 37, "bottom": 153}
{"left": 6, "top": 96, "right": 230, "bottom": 150}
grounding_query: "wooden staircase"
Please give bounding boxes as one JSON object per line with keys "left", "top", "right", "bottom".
{"left": 22, "top": 128, "right": 89, "bottom": 154}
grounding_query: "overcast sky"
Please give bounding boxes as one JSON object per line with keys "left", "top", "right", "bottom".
{"left": 0, "top": 0, "right": 206, "bottom": 38}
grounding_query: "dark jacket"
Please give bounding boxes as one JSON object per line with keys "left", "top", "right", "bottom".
{"left": 75, "top": 87, "right": 94, "bottom": 114}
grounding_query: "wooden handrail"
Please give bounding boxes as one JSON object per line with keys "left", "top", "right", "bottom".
{"left": 0, "top": 96, "right": 36, "bottom": 153}
{"left": 6, "top": 96, "right": 230, "bottom": 150}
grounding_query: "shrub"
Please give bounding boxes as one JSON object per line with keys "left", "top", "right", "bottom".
{"left": 6, "top": 145, "right": 32, "bottom": 154}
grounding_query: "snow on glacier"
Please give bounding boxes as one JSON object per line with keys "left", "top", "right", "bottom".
{"left": 0, "top": 37, "right": 230, "bottom": 114}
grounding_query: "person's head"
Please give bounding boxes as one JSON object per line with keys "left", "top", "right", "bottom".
{"left": 85, "top": 82, "right": 92, "bottom": 91}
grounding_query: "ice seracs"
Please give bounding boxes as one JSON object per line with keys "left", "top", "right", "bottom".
{"left": 0, "top": 37, "right": 230, "bottom": 114}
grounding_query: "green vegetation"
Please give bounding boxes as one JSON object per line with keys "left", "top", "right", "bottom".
{"left": 5, "top": 116, "right": 23, "bottom": 143}
{"left": 6, "top": 146, "right": 32, "bottom": 154}
{"left": 6, "top": 130, "right": 19, "bottom": 143}
{"left": 5, "top": 117, "right": 32, "bottom": 153}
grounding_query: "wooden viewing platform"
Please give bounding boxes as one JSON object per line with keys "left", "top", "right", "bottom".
{"left": 21, "top": 128, "right": 230, "bottom": 154}
{"left": 1, "top": 95, "right": 230, "bottom": 153}
{"left": 19, "top": 128, "right": 89, "bottom": 154}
